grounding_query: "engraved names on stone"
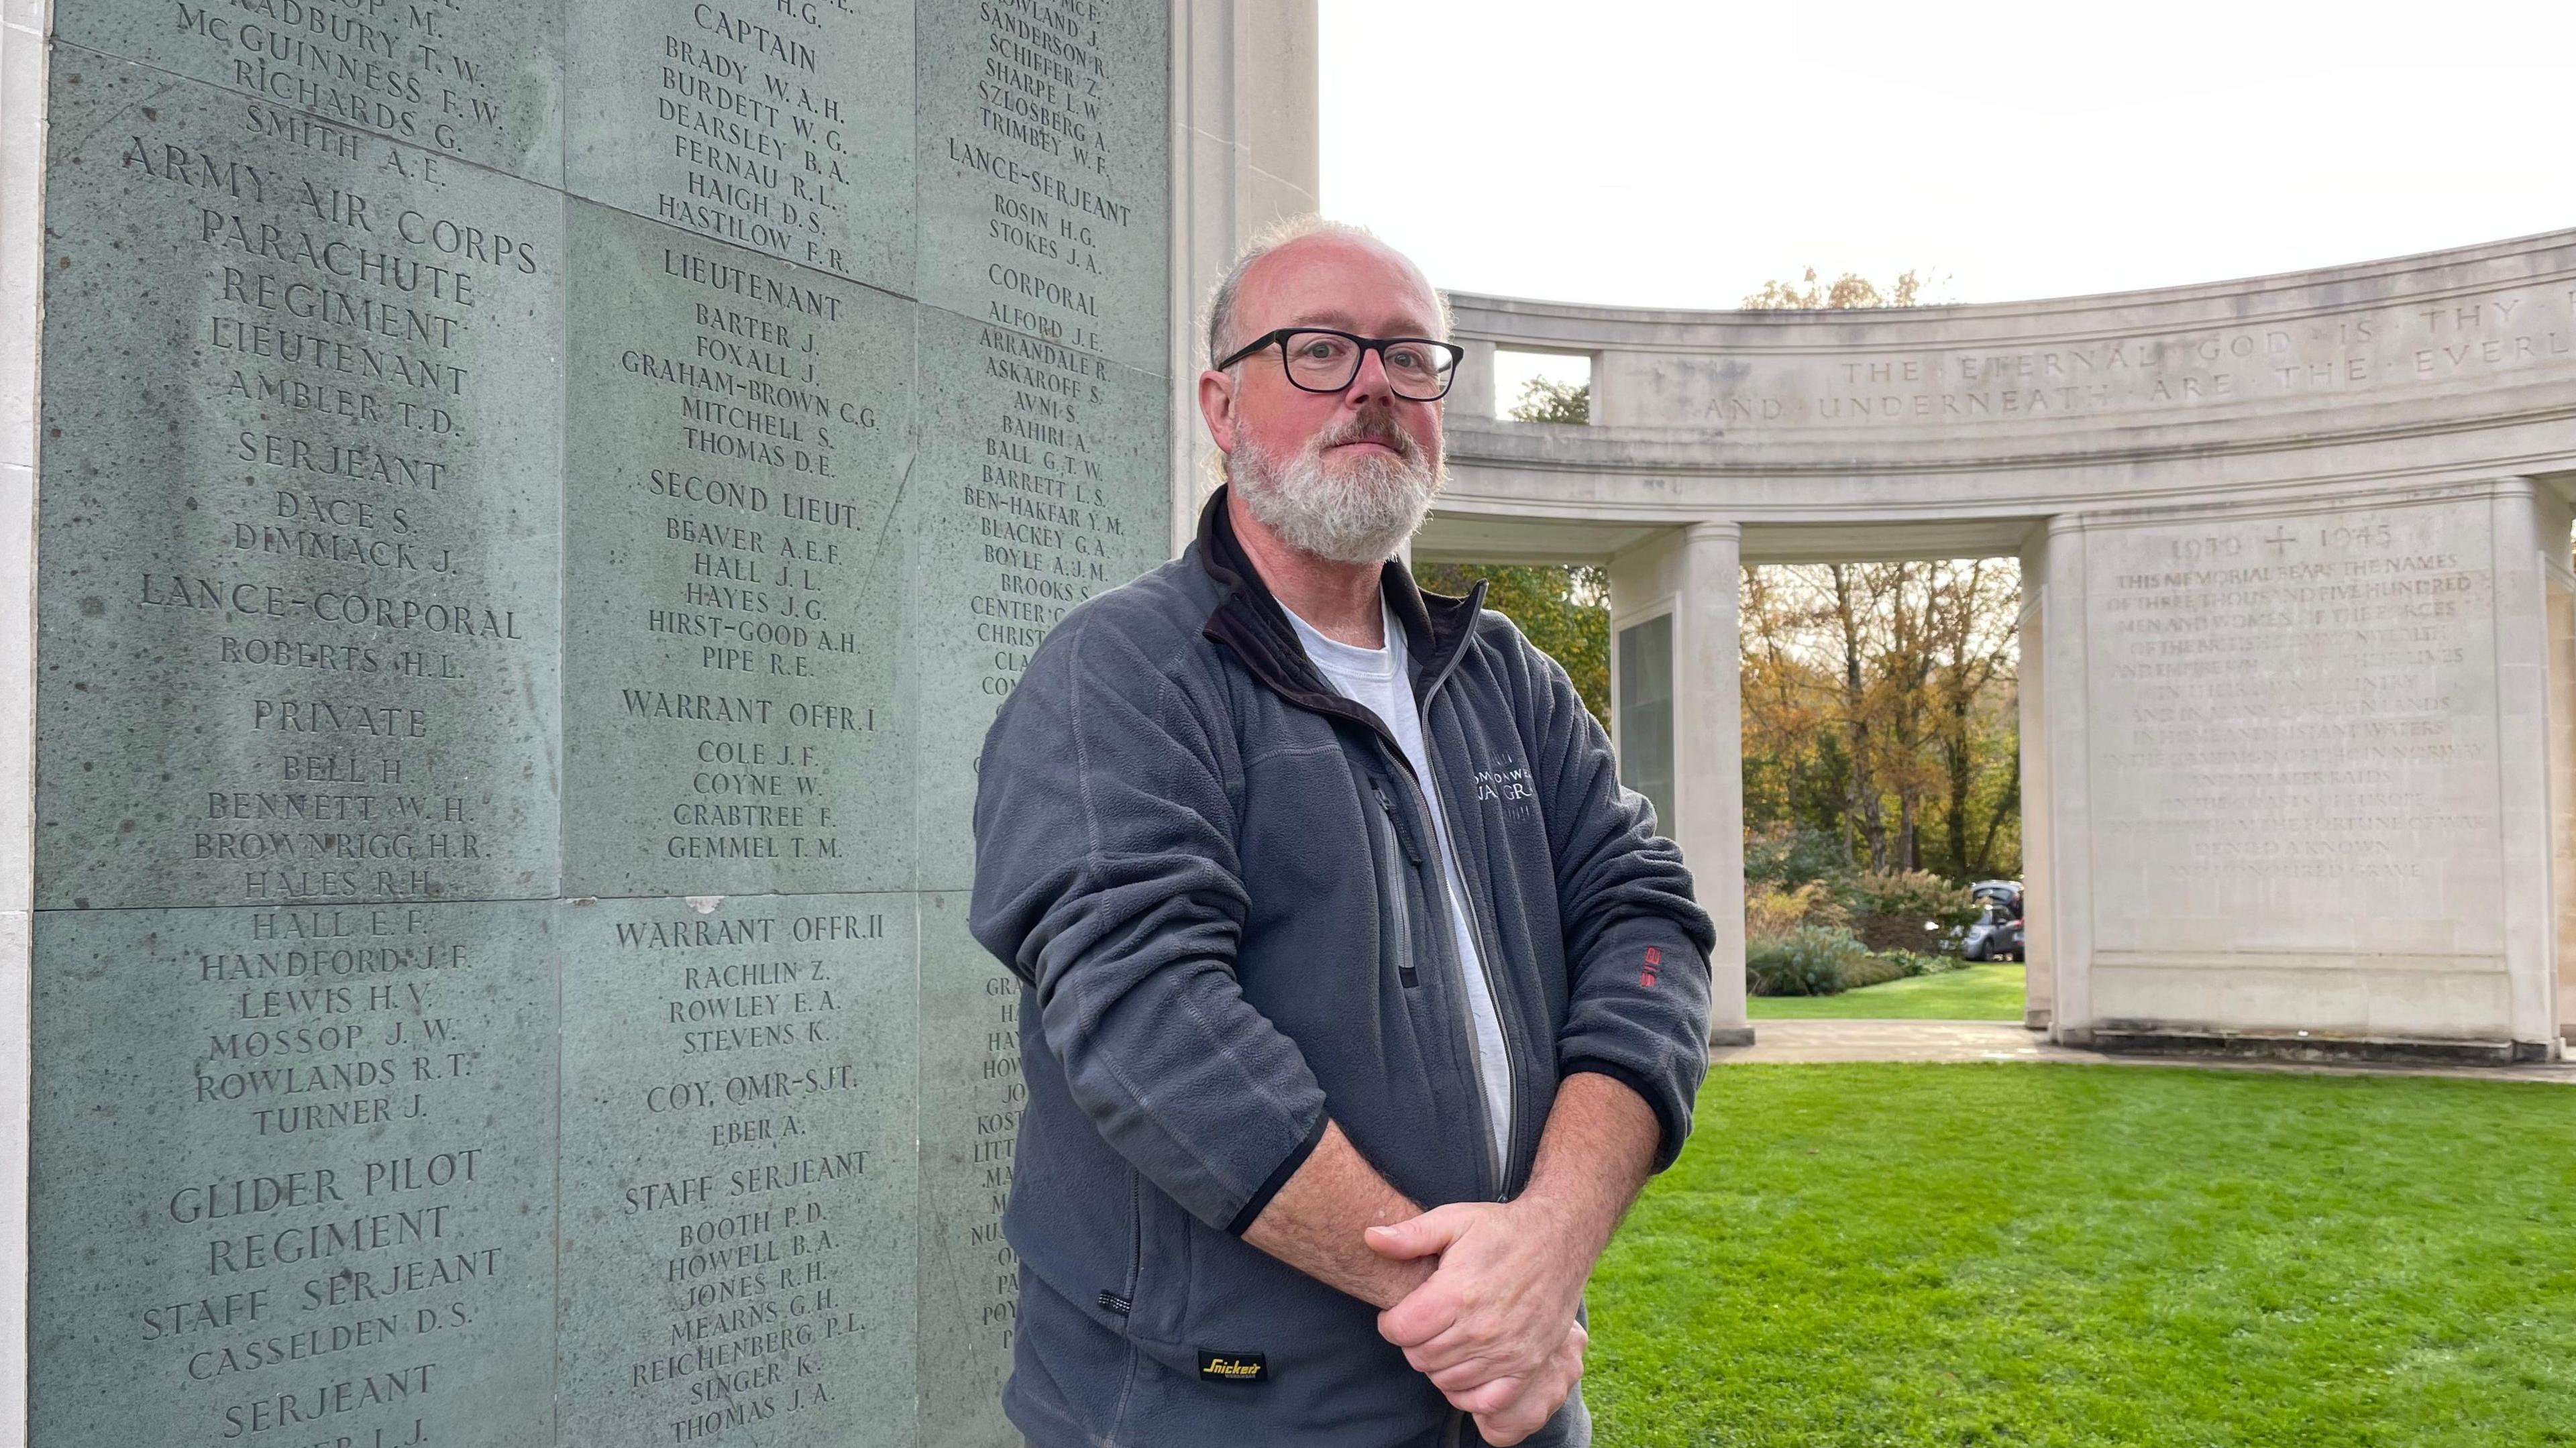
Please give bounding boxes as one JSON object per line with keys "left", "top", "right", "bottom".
{"left": 908, "top": 308, "right": 1165, "bottom": 885}
{"left": 53, "top": 0, "right": 565, "bottom": 181}
{"left": 29, "top": 902, "right": 555, "bottom": 1448}
{"left": 916, "top": 895, "right": 1022, "bottom": 1448}
{"left": 916, "top": 0, "right": 1169, "bottom": 373}
{"left": 906, "top": 17, "right": 1168, "bottom": 1413}
{"left": 558, "top": 896, "right": 917, "bottom": 1445}
{"left": 564, "top": 206, "right": 913, "bottom": 896}
{"left": 566, "top": 0, "right": 914, "bottom": 290}
{"left": 35, "top": 55, "right": 561, "bottom": 911}
{"left": 30, "top": 10, "right": 1181, "bottom": 1447}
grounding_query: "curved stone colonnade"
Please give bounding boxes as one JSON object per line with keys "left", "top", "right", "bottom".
{"left": 1417, "top": 231, "right": 2576, "bottom": 1059}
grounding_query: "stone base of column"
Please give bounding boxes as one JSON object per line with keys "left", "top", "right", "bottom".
{"left": 2023, "top": 1009, "right": 2052, "bottom": 1032}
{"left": 1709, "top": 1026, "right": 1757, "bottom": 1048}
{"left": 2087, "top": 1029, "right": 2539, "bottom": 1066}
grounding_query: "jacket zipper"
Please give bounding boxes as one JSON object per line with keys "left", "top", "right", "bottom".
{"left": 1368, "top": 783, "right": 1422, "bottom": 988}
{"left": 1377, "top": 753, "right": 1503, "bottom": 1196}
{"left": 1124, "top": 1168, "right": 1144, "bottom": 1308}
{"left": 1411, "top": 644, "right": 1530, "bottom": 1199}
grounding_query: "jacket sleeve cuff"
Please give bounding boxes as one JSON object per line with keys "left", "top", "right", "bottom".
{"left": 1560, "top": 1056, "right": 1685, "bottom": 1172}
{"left": 1224, "top": 1109, "right": 1330, "bottom": 1235}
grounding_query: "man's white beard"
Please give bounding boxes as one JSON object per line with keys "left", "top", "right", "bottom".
{"left": 1230, "top": 414, "right": 1442, "bottom": 565}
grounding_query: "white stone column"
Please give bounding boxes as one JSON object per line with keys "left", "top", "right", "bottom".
{"left": 2547, "top": 535, "right": 2576, "bottom": 1048}
{"left": 1675, "top": 524, "right": 1749, "bottom": 1045}
{"left": 2036, "top": 517, "right": 2096, "bottom": 1044}
{"left": 1607, "top": 525, "right": 1748, "bottom": 1044}
{"left": 2015, "top": 528, "right": 2053, "bottom": 1031}
{"left": 1446, "top": 337, "right": 1497, "bottom": 421}
{"left": 2489, "top": 478, "right": 2566, "bottom": 1058}
{"left": 0, "top": 0, "right": 45, "bottom": 1427}
{"left": 1167, "top": 0, "right": 1320, "bottom": 556}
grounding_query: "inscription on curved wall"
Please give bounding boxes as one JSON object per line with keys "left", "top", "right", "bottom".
{"left": 1693, "top": 287, "right": 2576, "bottom": 428}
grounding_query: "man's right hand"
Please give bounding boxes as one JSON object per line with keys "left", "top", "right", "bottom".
{"left": 1436, "top": 1319, "right": 1586, "bottom": 1447}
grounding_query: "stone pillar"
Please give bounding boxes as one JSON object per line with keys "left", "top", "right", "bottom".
{"left": 1609, "top": 525, "right": 1748, "bottom": 1045}
{"left": 0, "top": 0, "right": 43, "bottom": 1429}
{"left": 2036, "top": 518, "right": 2096, "bottom": 1044}
{"left": 2016, "top": 528, "right": 2054, "bottom": 1031}
{"left": 1589, "top": 349, "right": 1653, "bottom": 428}
{"left": 1678, "top": 525, "right": 1750, "bottom": 1044}
{"left": 2490, "top": 478, "right": 2568, "bottom": 1057}
{"left": 1169, "top": 0, "right": 1322, "bottom": 554}
{"left": 1447, "top": 337, "right": 1497, "bottom": 420}
{"left": 2548, "top": 542, "right": 2576, "bottom": 1046}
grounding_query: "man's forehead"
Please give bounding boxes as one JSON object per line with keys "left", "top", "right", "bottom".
{"left": 1239, "top": 237, "right": 1441, "bottom": 335}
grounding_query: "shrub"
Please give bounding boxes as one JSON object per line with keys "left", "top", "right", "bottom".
{"left": 1744, "top": 881, "right": 1848, "bottom": 942}
{"left": 1839, "top": 954, "right": 1911, "bottom": 990}
{"left": 1743, "top": 823, "right": 1850, "bottom": 891}
{"left": 1837, "top": 870, "right": 1980, "bottom": 952}
{"left": 1875, "top": 949, "right": 1966, "bottom": 979}
{"left": 1746, "top": 925, "right": 1869, "bottom": 997}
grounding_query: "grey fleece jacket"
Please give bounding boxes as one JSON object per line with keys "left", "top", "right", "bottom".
{"left": 969, "top": 487, "right": 1716, "bottom": 1448}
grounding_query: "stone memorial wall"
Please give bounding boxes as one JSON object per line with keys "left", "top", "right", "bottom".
{"left": 2077, "top": 498, "right": 2513, "bottom": 1036}
{"left": 1431, "top": 233, "right": 2576, "bottom": 1058}
{"left": 15, "top": 2, "right": 1179, "bottom": 1443}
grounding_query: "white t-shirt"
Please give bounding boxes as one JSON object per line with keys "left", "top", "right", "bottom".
{"left": 1281, "top": 597, "right": 1513, "bottom": 1172}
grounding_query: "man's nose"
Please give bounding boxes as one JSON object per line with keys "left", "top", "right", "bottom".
{"left": 1342, "top": 344, "right": 1395, "bottom": 404}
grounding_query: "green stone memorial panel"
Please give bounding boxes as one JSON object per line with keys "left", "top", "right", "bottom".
{"left": 35, "top": 54, "right": 564, "bottom": 911}
{"left": 914, "top": 0, "right": 1170, "bottom": 374}
{"left": 564, "top": 0, "right": 915, "bottom": 293}
{"left": 914, "top": 889, "right": 1022, "bottom": 1448}
{"left": 28, "top": 900, "right": 557, "bottom": 1448}
{"left": 25, "top": 4, "right": 1180, "bottom": 1443}
{"left": 49, "top": 0, "right": 564, "bottom": 184}
{"left": 556, "top": 891, "right": 920, "bottom": 1445}
{"left": 561, "top": 202, "right": 915, "bottom": 899}
{"left": 908, "top": 303, "right": 1170, "bottom": 888}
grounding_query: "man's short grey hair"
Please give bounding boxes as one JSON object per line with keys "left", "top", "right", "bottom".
{"left": 1205, "top": 215, "right": 1452, "bottom": 367}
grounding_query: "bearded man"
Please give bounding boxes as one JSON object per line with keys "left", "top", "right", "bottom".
{"left": 969, "top": 219, "right": 1715, "bottom": 1448}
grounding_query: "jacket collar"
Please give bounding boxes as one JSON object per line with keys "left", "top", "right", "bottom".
{"left": 1193, "top": 484, "right": 1487, "bottom": 736}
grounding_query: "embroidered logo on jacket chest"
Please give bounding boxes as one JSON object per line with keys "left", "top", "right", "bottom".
{"left": 1472, "top": 755, "right": 1538, "bottom": 818}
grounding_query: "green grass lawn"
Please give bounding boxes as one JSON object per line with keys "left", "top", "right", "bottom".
{"left": 1748, "top": 963, "right": 2028, "bottom": 1021}
{"left": 1586, "top": 1064, "right": 2576, "bottom": 1447}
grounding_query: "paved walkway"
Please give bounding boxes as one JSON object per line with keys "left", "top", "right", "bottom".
{"left": 1715, "top": 1019, "right": 2576, "bottom": 1084}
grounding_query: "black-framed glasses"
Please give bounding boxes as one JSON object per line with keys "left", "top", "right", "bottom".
{"left": 1216, "top": 327, "right": 1463, "bottom": 401}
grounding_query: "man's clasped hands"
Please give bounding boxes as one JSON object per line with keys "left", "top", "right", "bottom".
{"left": 1363, "top": 1196, "right": 1593, "bottom": 1447}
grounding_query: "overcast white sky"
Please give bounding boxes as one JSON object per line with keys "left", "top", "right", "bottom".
{"left": 1320, "top": 0, "right": 2576, "bottom": 311}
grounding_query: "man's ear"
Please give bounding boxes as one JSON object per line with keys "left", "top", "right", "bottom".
{"left": 1196, "top": 369, "right": 1237, "bottom": 458}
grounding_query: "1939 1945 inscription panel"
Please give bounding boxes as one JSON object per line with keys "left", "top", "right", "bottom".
{"left": 35, "top": 52, "right": 565, "bottom": 911}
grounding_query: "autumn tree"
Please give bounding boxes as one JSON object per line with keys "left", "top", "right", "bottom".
{"left": 1411, "top": 376, "right": 1609, "bottom": 726}
{"left": 1741, "top": 266, "right": 1938, "bottom": 311}
{"left": 1734, "top": 264, "right": 2015, "bottom": 885}
{"left": 1509, "top": 374, "right": 1590, "bottom": 425}
{"left": 1738, "top": 560, "right": 2019, "bottom": 881}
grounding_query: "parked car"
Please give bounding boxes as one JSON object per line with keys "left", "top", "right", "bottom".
{"left": 1958, "top": 881, "right": 2024, "bottom": 962}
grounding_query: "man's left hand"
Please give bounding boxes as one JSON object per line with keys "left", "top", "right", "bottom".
{"left": 1365, "top": 1196, "right": 1589, "bottom": 1393}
